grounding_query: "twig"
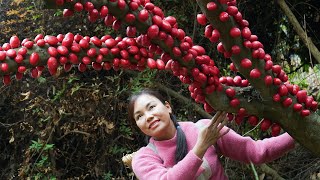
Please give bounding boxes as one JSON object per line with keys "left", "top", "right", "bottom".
{"left": 259, "top": 163, "right": 285, "bottom": 180}
{"left": 250, "top": 162, "right": 259, "bottom": 180}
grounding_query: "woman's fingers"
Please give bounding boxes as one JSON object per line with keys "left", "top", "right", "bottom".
{"left": 217, "top": 117, "right": 228, "bottom": 131}
{"left": 209, "top": 111, "right": 227, "bottom": 129}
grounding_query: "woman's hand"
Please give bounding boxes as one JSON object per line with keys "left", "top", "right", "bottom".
{"left": 192, "top": 111, "right": 230, "bottom": 159}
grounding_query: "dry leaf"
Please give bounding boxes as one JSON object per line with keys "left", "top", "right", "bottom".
{"left": 20, "top": 91, "right": 31, "bottom": 101}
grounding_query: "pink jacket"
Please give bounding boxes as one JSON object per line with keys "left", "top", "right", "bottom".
{"left": 132, "top": 119, "right": 295, "bottom": 180}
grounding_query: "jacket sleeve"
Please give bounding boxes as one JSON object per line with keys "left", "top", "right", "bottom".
{"left": 132, "top": 147, "right": 203, "bottom": 180}
{"left": 217, "top": 127, "right": 295, "bottom": 164}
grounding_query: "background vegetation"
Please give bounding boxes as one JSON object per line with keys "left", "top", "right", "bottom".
{"left": 0, "top": 0, "right": 319, "bottom": 179}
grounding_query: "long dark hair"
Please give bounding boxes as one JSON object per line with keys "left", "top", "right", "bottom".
{"left": 128, "top": 89, "right": 188, "bottom": 163}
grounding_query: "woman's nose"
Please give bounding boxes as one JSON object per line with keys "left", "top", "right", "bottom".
{"left": 145, "top": 112, "right": 154, "bottom": 122}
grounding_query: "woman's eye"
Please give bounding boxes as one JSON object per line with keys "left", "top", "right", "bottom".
{"left": 149, "top": 105, "right": 155, "bottom": 110}
{"left": 136, "top": 115, "right": 142, "bottom": 120}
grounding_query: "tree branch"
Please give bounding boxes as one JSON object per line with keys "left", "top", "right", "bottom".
{"left": 277, "top": 0, "right": 320, "bottom": 64}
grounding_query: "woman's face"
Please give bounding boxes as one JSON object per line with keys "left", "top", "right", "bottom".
{"left": 133, "top": 94, "right": 175, "bottom": 140}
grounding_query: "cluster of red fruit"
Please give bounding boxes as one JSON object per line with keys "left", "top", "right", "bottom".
{"left": 0, "top": 0, "right": 318, "bottom": 136}
{"left": 195, "top": 0, "right": 318, "bottom": 135}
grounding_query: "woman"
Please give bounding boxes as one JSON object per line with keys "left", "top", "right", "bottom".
{"left": 128, "top": 89, "right": 295, "bottom": 180}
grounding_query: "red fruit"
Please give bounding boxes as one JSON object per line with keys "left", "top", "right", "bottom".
{"left": 145, "top": 3, "right": 155, "bottom": 10}
{"left": 273, "top": 78, "right": 282, "bottom": 85}
{"left": 231, "top": 45, "right": 240, "bottom": 54}
{"left": 204, "top": 103, "right": 214, "bottom": 113}
{"left": 217, "top": 42, "right": 225, "bottom": 53}
{"left": 305, "top": 96, "right": 314, "bottom": 108}
{"left": 311, "top": 101, "right": 318, "bottom": 111}
{"left": 210, "top": 29, "right": 220, "bottom": 42}
{"left": 15, "top": 72, "right": 23, "bottom": 80}
{"left": 273, "top": 93, "right": 281, "bottom": 102}
{"left": 78, "top": 63, "right": 87, "bottom": 72}
{"left": 29, "top": 52, "right": 39, "bottom": 66}
{"left": 147, "top": 25, "right": 159, "bottom": 39}
{"left": 248, "top": 116, "right": 259, "bottom": 126}
{"left": 271, "top": 124, "right": 281, "bottom": 136}
{"left": 241, "top": 79, "right": 249, "bottom": 87}
{"left": 1, "top": 63, "right": 9, "bottom": 72}
{"left": 63, "top": 9, "right": 74, "bottom": 17}
{"left": 293, "top": 103, "right": 303, "bottom": 112}
{"left": 235, "top": 115, "right": 243, "bottom": 125}
{"left": 250, "top": 69, "right": 261, "bottom": 78}
{"left": 296, "top": 90, "right": 307, "bottom": 103}
{"left": 36, "top": 39, "right": 46, "bottom": 47}
{"left": 57, "top": 46, "right": 69, "bottom": 56}
{"left": 233, "top": 76, "right": 242, "bottom": 86}
{"left": 238, "top": 108, "right": 247, "bottom": 116}
{"left": 59, "top": 56, "right": 68, "bottom": 64}
{"left": 23, "top": 41, "right": 34, "bottom": 49}
{"left": 118, "top": 0, "right": 126, "bottom": 9}
{"left": 300, "top": 109, "right": 310, "bottom": 117}
{"left": 260, "top": 119, "right": 271, "bottom": 131}
{"left": 207, "top": 2, "right": 217, "bottom": 11}
{"left": 147, "top": 58, "right": 157, "bottom": 69}
{"left": 230, "top": 27, "right": 241, "bottom": 38}
{"left": 197, "top": 14, "right": 207, "bottom": 25}
{"left": 48, "top": 47, "right": 58, "bottom": 57}
{"left": 156, "top": 59, "right": 165, "bottom": 70}
{"left": 152, "top": 6, "right": 164, "bottom": 18}
{"left": 282, "top": 97, "right": 292, "bottom": 107}
{"left": 243, "top": 40, "right": 252, "bottom": 48}
{"left": 0, "top": 51, "right": 6, "bottom": 61}
{"left": 55, "top": 0, "right": 64, "bottom": 6}
{"left": 272, "top": 65, "right": 282, "bottom": 74}
{"left": 241, "top": 27, "right": 251, "bottom": 39}
{"left": 138, "top": 9, "right": 149, "bottom": 22}
{"left": 264, "top": 61, "right": 273, "bottom": 71}
{"left": 87, "top": 48, "right": 97, "bottom": 57}
{"left": 17, "top": 66, "right": 26, "bottom": 73}
{"left": 205, "top": 85, "right": 216, "bottom": 94}
{"left": 129, "top": 2, "right": 139, "bottom": 11}
{"left": 30, "top": 68, "right": 39, "bottom": 78}
{"left": 219, "top": 12, "right": 230, "bottom": 22}
{"left": 240, "top": 58, "right": 252, "bottom": 68}
{"left": 227, "top": 113, "right": 234, "bottom": 121}
{"left": 226, "top": 88, "right": 236, "bottom": 98}
{"left": 278, "top": 85, "right": 288, "bottom": 96}
{"left": 230, "top": 63, "right": 237, "bottom": 72}
{"left": 47, "top": 57, "right": 59, "bottom": 70}
{"left": 230, "top": 98, "right": 240, "bottom": 107}
{"left": 10, "top": 35, "right": 20, "bottom": 48}
{"left": 226, "top": 6, "right": 238, "bottom": 16}
{"left": 192, "top": 45, "right": 206, "bottom": 55}
{"left": 45, "top": 35, "right": 59, "bottom": 46}
{"left": 2, "top": 75, "right": 11, "bottom": 85}
{"left": 84, "top": 2, "right": 94, "bottom": 11}
{"left": 264, "top": 75, "right": 273, "bottom": 86}
{"left": 6, "top": 49, "right": 16, "bottom": 58}
{"left": 14, "top": 54, "right": 23, "bottom": 63}
{"left": 74, "top": 2, "right": 84, "bottom": 12}
{"left": 105, "top": 39, "right": 117, "bottom": 48}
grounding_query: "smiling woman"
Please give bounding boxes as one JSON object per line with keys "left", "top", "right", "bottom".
{"left": 127, "top": 89, "right": 295, "bottom": 180}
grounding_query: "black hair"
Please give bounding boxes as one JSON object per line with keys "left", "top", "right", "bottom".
{"left": 128, "top": 89, "right": 188, "bottom": 164}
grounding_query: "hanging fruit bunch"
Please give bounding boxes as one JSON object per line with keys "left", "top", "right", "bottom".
{"left": 0, "top": 0, "right": 319, "bottom": 155}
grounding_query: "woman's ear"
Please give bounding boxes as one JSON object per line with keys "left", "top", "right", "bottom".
{"left": 164, "top": 101, "right": 172, "bottom": 113}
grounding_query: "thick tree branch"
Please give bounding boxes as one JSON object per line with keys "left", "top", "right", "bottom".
{"left": 277, "top": 0, "right": 320, "bottom": 64}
